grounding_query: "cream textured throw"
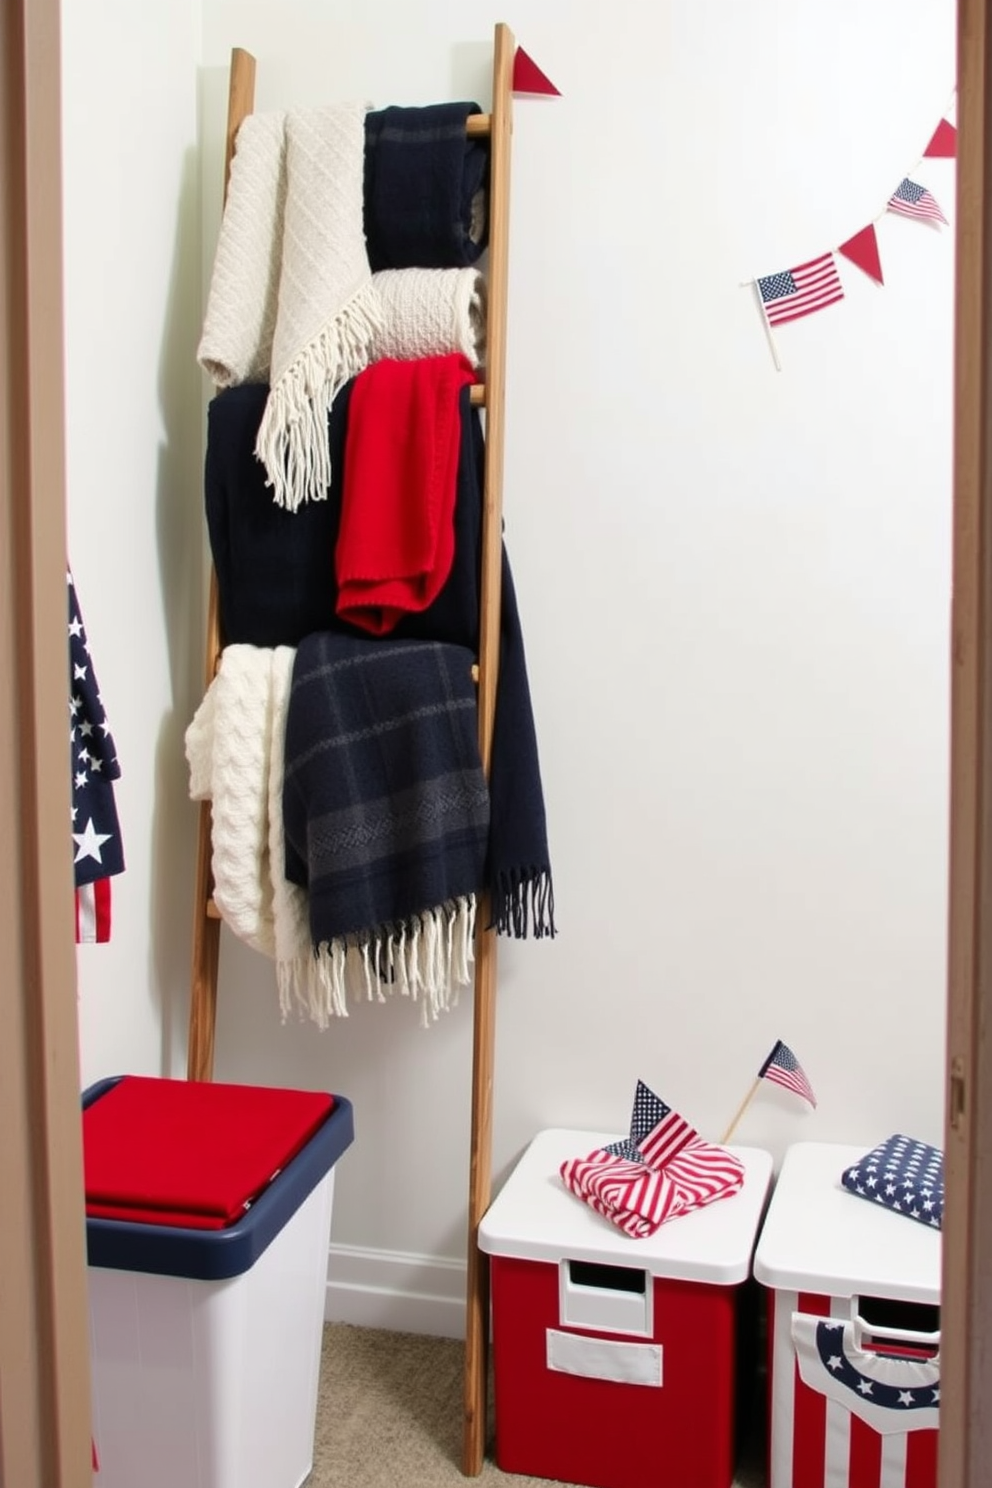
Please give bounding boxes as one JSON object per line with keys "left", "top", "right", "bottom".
{"left": 185, "top": 644, "right": 475, "bottom": 1028}
{"left": 197, "top": 112, "right": 287, "bottom": 389}
{"left": 198, "top": 105, "right": 384, "bottom": 512}
{"left": 371, "top": 268, "right": 487, "bottom": 368}
{"left": 185, "top": 645, "right": 305, "bottom": 970}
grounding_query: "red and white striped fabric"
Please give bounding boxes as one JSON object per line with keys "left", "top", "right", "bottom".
{"left": 559, "top": 1088, "right": 744, "bottom": 1238}
{"left": 75, "top": 878, "right": 112, "bottom": 944}
{"left": 769, "top": 1288, "right": 939, "bottom": 1488}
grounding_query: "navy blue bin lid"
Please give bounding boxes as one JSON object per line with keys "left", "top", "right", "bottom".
{"left": 83, "top": 1078, "right": 354, "bottom": 1281}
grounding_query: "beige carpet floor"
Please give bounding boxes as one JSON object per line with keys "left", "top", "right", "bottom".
{"left": 310, "top": 1324, "right": 765, "bottom": 1488}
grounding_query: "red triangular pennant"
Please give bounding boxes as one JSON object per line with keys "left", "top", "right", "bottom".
{"left": 924, "top": 118, "right": 957, "bottom": 158}
{"left": 512, "top": 46, "right": 560, "bottom": 96}
{"left": 837, "top": 224, "right": 884, "bottom": 286}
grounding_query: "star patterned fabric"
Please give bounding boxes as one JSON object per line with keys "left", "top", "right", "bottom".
{"left": 68, "top": 570, "right": 124, "bottom": 890}
{"left": 840, "top": 1134, "right": 944, "bottom": 1229}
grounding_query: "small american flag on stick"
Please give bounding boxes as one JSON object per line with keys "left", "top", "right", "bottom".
{"left": 887, "top": 177, "right": 947, "bottom": 226}
{"left": 756, "top": 253, "right": 844, "bottom": 329}
{"left": 759, "top": 1039, "right": 817, "bottom": 1108}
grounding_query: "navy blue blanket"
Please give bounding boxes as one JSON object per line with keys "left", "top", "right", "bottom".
{"left": 363, "top": 103, "right": 490, "bottom": 271}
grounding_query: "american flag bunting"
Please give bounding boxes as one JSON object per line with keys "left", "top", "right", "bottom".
{"left": 559, "top": 1081, "right": 744, "bottom": 1238}
{"left": 887, "top": 177, "right": 947, "bottom": 226}
{"left": 769, "top": 1288, "right": 939, "bottom": 1488}
{"left": 756, "top": 253, "right": 845, "bottom": 329}
{"left": 759, "top": 1040, "right": 817, "bottom": 1108}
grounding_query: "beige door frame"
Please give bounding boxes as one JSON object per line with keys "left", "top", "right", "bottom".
{"left": 0, "top": 0, "right": 989, "bottom": 1484}
{"left": 0, "top": 0, "right": 94, "bottom": 1483}
{"left": 941, "top": 1, "right": 992, "bottom": 1485}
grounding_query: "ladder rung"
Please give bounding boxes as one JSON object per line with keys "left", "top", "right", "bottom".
{"left": 470, "top": 383, "right": 485, "bottom": 406}
{"left": 466, "top": 113, "right": 491, "bottom": 137}
{"left": 206, "top": 899, "right": 221, "bottom": 919}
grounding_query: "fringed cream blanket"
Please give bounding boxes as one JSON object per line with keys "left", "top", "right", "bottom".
{"left": 185, "top": 644, "right": 475, "bottom": 1027}
{"left": 198, "top": 105, "right": 384, "bottom": 512}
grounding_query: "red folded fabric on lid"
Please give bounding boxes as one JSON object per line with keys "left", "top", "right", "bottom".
{"left": 85, "top": 1200, "right": 247, "bottom": 1230}
{"left": 83, "top": 1075, "right": 334, "bottom": 1229}
{"left": 335, "top": 352, "right": 476, "bottom": 635}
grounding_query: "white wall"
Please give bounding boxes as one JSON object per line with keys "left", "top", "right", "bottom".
{"left": 61, "top": 0, "right": 203, "bottom": 1086}
{"left": 66, "top": 0, "right": 955, "bottom": 1334}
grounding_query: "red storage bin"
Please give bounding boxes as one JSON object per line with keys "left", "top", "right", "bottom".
{"left": 479, "top": 1128, "right": 773, "bottom": 1488}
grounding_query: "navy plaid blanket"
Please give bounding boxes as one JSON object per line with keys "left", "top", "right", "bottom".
{"left": 283, "top": 635, "right": 490, "bottom": 948}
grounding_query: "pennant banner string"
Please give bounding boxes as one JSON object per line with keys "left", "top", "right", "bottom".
{"left": 743, "top": 84, "right": 956, "bottom": 365}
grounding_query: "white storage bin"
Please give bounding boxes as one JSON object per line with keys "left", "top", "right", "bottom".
{"left": 84, "top": 1076, "right": 354, "bottom": 1488}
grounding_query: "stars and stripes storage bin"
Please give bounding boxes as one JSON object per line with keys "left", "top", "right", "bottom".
{"left": 83, "top": 1076, "right": 354, "bottom": 1488}
{"left": 753, "top": 1142, "right": 941, "bottom": 1488}
{"left": 478, "top": 1128, "right": 773, "bottom": 1488}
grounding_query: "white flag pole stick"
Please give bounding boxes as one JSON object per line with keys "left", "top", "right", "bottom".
{"left": 720, "top": 1076, "right": 762, "bottom": 1145}
{"left": 752, "top": 281, "right": 782, "bottom": 371}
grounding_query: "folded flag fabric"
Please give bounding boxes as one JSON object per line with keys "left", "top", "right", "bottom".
{"left": 335, "top": 353, "right": 477, "bottom": 634}
{"left": 83, "top": 1076, "right": 333, "bottom": 1229}
{"left": 363, "top": 102, "right": 490, "bottom": 271}
{"left": 560, "top": 1081, "right": 745, "bottom": 1238}
{"left": 840, "top": 1134, "right": 944, "bottom": 1229}
{"left": 198, "top": 105, "right": 384, "bottom": 512}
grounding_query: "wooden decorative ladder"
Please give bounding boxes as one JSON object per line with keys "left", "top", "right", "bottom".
{"left": 186, "top": 23, "right": 516, "bottom": 1475}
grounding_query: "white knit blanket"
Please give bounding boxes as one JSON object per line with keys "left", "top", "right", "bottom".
{"left": 372, "top": 268, "right": 487, "bottom": 368}
{"left": 185, "top": 644, "right": 475, "bottom": 1027}
{"left": 198, "top": 106, "right": 384, "bottom": 512}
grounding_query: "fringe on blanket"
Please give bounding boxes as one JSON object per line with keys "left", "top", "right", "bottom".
{"left": 255, "top": 281, "right": 384, "bottom": 511}
{"left": 277, "top": 896, "right": 477, "bottom": 1030}
{"left": 491, "top": 868, "right": 556, "bottom": 941}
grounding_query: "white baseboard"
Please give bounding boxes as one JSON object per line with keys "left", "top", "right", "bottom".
{"left": 325, "top": 1243, "right": 468, "bottom": 1339}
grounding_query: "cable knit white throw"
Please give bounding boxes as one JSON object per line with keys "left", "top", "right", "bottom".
{"left": 185, "top": 644, "right": 475, "bottom": 1028}
{"left": 371, "top": 268, "right": 487, "bottom": 368}
{"left": 198, "top": 105, "right": 383, "bottom": 512}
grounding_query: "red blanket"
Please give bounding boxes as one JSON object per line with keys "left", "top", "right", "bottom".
{"left": 83, "top": 1076, "right": 334, "bottom": 1229}
{"left": 335, "top": 353, "right": 476, "bottom": 634}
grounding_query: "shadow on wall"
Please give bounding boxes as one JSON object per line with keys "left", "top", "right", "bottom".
{"left": 151, "top": 142, "right": 206, "bottom": 1078}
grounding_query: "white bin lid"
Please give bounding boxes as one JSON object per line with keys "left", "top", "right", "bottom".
{"left": 752, "top": 1142, "right": 941, "bottom": 1304}
{"left": 478, "top": 1128, "right": 773, "bottom": 1285}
